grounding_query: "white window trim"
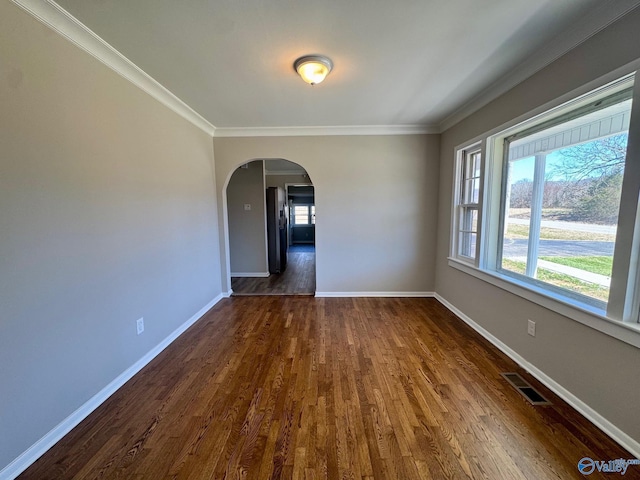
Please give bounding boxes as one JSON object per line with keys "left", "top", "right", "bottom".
{"left": 448, "top": 257, "right": 640, "bottom": 348}
{"left": 451, "top": 142, "right": 484, "bottom": 264}
{"left": 291, "top": 204, "right": 315, "bottom": 226}
{"left": 448, "top": 59, "right": 640, "bottom": 349}
{"left": 494, "top": 78, "right": 633, "bottom": 314}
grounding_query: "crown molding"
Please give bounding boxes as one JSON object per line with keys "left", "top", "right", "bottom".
{"left": 11, "top": 0, "right": 216, "bottom": 136}
{"left": 15, "top": 0, "right": 638, "bottom": 140}
{"left": 213, "top": 124, "right": 439, "bottom": 137}
{"left": 438, "top": 0, "right": 640, "bottom": 133}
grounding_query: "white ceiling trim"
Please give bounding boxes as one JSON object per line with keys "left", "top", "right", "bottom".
{"left": 11, "top": 0, "right": 216, "bottom": 136}
{"left": 214, "top": 125, "right": 438, "bottom": 137}
{"left": 11, "top": 0, "right": 640, "bottom": 138}
{"left": 439, "top": 0, "right": 640, "bottom": 133}
{"left": 10, "top": 0, "right": 436, "bottom": 139}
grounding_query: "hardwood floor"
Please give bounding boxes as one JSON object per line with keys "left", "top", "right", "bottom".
{"left": 232, "top": 245, "right": 315, "bottom": 295}
{"left": 19, "top": 297, "right": 633, "bottom": 479}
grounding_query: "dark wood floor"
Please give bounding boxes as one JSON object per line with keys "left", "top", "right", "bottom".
{"left": 19, "top": 297, "right": 632, "bottom": 479}
{"left": 232, "top": 245, "right": 315, "bottom": 296}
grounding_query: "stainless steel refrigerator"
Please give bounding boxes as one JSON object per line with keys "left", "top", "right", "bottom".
{"left": 266, "top": 187, "right": 287, "bottom": 274}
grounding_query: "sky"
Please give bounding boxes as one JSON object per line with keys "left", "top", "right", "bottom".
{"left": 509, "top": 152, "right": 564, "bottom": 183}
{"left": 509, "top": 133, "right": 628, "bottom": 183}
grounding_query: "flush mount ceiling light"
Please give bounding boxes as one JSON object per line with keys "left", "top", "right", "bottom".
{"left": 294, "top": 55, "right": 333, "bottom": 85}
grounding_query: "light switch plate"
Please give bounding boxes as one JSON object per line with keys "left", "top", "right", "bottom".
{"left": 527, "top": 319, "right": 536, "bottom": 337}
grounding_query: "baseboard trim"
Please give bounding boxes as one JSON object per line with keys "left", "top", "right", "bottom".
{"left": 0, "top": 293, "right": 224, "bottom": 480}
{"left": 231, "top": 272, "right": 270, "bottom": 278}
{"left": 433, "top": 293, "right": 640, "bottom": 459}
{"left": 315, "top": 291, "right": 435, "bottom": 298}
{"left": 223, "top": 290, "right": 233, "bottom": 298}
{"left": 5, "top": 291, "right": 637, "bottom": 479}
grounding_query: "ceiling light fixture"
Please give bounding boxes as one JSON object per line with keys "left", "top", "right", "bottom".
{"left": 294, "top": 55, "right": 333, "bottom": 86}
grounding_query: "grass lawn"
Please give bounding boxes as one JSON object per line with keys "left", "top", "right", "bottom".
{"left": 505, "top": 224, "right": 615, "bottom": 242}
{"left": 501, "top": 258, "right": 609, "bottom": 302}
{"left": 539, "top": 256, "right": 613, "bottom": 277}
{"left": 508, "top": 208, "right": 575, "bottom": 221}
{"left": 502, "top": 258, "right": 526, "bottom": 274}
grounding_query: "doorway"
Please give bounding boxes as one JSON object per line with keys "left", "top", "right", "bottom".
{"left": 226, "top": 159, "right": 316, "bottom": 296}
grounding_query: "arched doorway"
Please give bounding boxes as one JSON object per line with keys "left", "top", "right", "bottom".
{"left": 224, "top": 159, "right": 315, "bottom": 295}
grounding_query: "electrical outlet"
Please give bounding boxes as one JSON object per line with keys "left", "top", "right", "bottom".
{"left": 244, "top": 204, "right": 251, "bottom": 211}
{"left": 527, "top": 319, "right": 536, "bottom": 337}
{"left": 136, "top": 317, "right": 144, "bottom": 335}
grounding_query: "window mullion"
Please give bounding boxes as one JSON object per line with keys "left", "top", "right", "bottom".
{"left": 525, "top": 154, "right": 547, "bottom": 278}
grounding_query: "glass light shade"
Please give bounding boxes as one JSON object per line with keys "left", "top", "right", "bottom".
{"left": 294, "top": 56, "right": 333, "bottom": 85}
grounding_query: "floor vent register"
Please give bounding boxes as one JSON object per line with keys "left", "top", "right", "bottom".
{"left": 501, "top": 372, "right": 552, "bottom": 405}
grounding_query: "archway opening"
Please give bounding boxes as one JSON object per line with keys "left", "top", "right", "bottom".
{"left": 224, "top": 159, "right": 315, "bottom": 295}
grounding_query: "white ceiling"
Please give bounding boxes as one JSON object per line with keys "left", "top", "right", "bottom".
{"left": 51, "top": 0, "right": 638, "bottom": 132}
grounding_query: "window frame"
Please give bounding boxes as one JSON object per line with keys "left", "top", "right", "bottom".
{"left": 497, "top": 83, "right": 633, "bottom": 312}
{"left": 291, "top": 204, "right": 315, "bottom": 226}
{"left": 452, "top": 143, "right": 484, "bottom": 264}
{"left": 448, "top": 63, "right": 640, "bottom": 348}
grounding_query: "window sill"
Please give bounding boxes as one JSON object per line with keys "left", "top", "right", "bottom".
{"left": 447, "top": 257, "right": 640, "bottom": 349}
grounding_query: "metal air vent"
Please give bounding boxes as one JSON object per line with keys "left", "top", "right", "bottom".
{"left": 501, "top": 372, "right": 551, "bottom": 405}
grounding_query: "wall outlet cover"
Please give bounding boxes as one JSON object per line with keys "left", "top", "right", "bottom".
{"left": 527, "top": 319, "right": 536, "bottom": 337}
{"left": 136, "top": 318, "right": 144, "bottom": 335}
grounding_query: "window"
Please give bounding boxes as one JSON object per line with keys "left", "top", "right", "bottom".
{"left": 450, "top": 72, "right": 640, "bottom": 334}
{"left": 498, "top": 86, "right": 632, "bottom": 309}
{"left": 453, "top": 145, "right": 482, "bottom": 261}
{"left": 292, "top": 205, "right": 315, "bottom": 225}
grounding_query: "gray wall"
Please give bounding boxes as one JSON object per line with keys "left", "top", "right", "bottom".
{"left": 227, "top": 161, "right": 268, "bottom": 275}
{"left": 435, "top": 8, "right": 640, "bottom": 443}
{"left": 8, "top": 0, "right": 639, "bottom": 471}
{"left": 291, "top": 225, "right": 315, "bottom": 244}
{"left": 265, "top": 174, "right": 310, "bottom": 190}
{"left": 214, "top": 135, "right": 441, "bottom": 294}
{"left": 0, "top": 2, "right": 222, "bottom": 470}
